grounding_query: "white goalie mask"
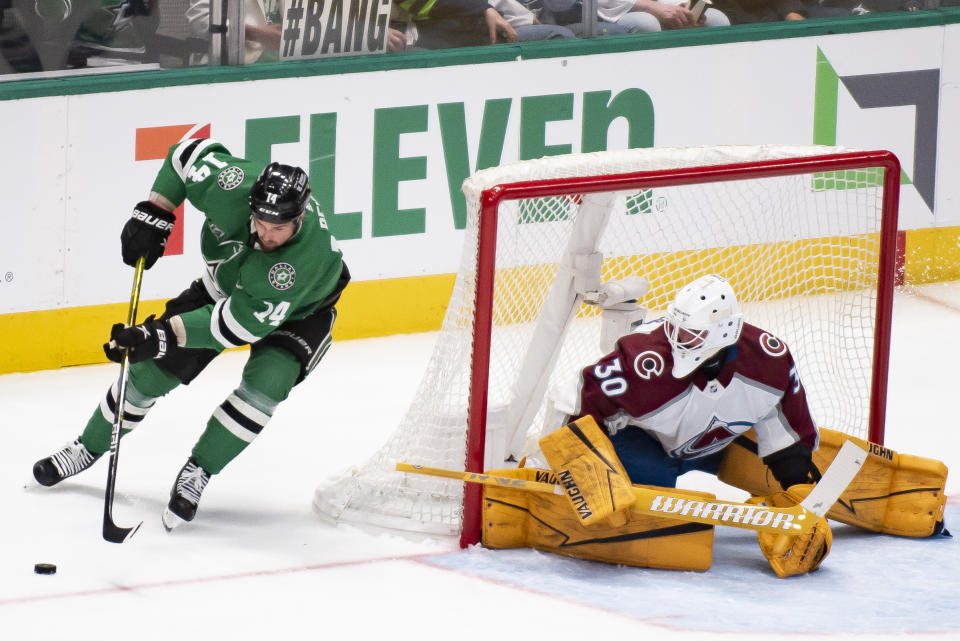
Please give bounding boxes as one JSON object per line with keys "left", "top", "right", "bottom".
{"left": 663, "top": 275, "right": 744, "bottom": 378}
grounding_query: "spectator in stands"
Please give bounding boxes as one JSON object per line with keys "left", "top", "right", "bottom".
{"left": 386, "top": 27, "right": 408, "bottom": 52}
{"left": 712, "top": 0, "right": 928, "bottom": 23}
{"left": 0, "top": 0, "right": 155, "bottom": 71}
{"left": 186, "top": 0, "right": 281, "bottom": 64}
{"left": 71, "top": 0, "right": 157, "bottom": 65}
{"left": 187, "top": 0, "right": 528, "bottom": 57}
{"left": 0, "top": 0, "right": 43, "bottom": 72}
{"left": 531, "top": 0, "right": 730, "bottom": 33}
{"left": 805, "top": 0, "right": 927, "bottom": 15}
{"left": 489, "top": 0, "right": 577, "bottom": 40}
{"left": 388, "top": 0, "right": 576, "bottom": 51}
{"left": 709, "top": 0, "right": 804, "bottom": 22}
{"left": 515, "top": 0, "right": 633, "bottom": 35}
{"left": 602, "top": 0, "right": 731, "bottom": 31}
{"left": 390, "top": 0, "right": 518, "bottom": 49}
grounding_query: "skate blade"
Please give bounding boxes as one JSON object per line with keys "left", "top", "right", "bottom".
{"left": 162, "top": 507, "right": 187, "bottom": 532}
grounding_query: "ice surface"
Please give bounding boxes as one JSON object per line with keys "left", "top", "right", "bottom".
{"left": 1, "top": 284, "right": 957, "bottom": 641}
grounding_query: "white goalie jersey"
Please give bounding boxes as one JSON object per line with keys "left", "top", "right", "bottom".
{"left": 575, "top": 319, "right": 820, "bottom": 461}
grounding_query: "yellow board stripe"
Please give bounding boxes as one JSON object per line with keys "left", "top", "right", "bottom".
{"left": 0, "top": 273, "right": 455, "bottom": 375}
{"left": 0, "top": 301, "right": 169, "bottom": 374}
{"left": 334, "top": 273, "right": 456, "bottom": 340}
{"left": 903, "top": 225, "right": 960, "bottom": 284}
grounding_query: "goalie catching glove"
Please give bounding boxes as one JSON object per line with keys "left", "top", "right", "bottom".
{"left": 750, "top": 484, "right": 832, "bottom": 578}
{"left": 104, "top": 315, "right": 183, "bottom": 363}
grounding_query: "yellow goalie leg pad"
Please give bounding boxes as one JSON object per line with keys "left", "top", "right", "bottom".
{"left": 482, "top": 467, "right": 714, "bottom": 571}
{"left": 717, "top": 428, "right": 948, "bottom": 537}
{"left": 750, "top": 485, "right": 833, "bottom": 578}
{"left": 538, "top": 416, "right": 635, "bottom": 527}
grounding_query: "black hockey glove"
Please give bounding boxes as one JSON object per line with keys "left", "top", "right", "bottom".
{"left": 120, "top": 201, "right": 176, "bottom": 269}
{"left": 763, "top": 442, "right": 822, "bottom": 489}
{"left": 103, "top": 315, "right": 175, "bottom": 364}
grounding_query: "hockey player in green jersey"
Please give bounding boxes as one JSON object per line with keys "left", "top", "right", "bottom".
{"left": 32, "top": 138, "right": 350, "bottom": 530}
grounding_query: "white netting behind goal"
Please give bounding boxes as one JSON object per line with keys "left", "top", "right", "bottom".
{"left": 313, "top": 145, "right": 898, "bottom": 539}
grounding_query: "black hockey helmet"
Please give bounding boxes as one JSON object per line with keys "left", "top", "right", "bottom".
{"left": 249, "top": 162, "right": 311, "bottom": 223}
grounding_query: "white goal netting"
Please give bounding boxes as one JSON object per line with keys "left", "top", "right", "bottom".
{"left": 314, "top": 145, "right": 899, "bottom": 540}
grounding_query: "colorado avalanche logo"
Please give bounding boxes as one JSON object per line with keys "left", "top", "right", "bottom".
{"left": 759, "top": 332, "right": 787, "bottom": 357}
{"left": 671, "top": 416, "right": 748, "bottom": 459}
{"left": 633, "top": 351, "right": 665, "bottom": 380}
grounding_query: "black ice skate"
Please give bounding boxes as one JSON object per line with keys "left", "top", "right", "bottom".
{"left": 162, "top": 457, "right": 211, "bottom": 531}
{"left": 33, "top": 438, "right": 103, "bottom": 486}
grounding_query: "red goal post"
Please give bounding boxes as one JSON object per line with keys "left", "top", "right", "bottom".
{"left": 313, "top": 145, "right": 902, "bottom": 550}
{"left": 462, "top": 148, "right": 902, "bottom": 546}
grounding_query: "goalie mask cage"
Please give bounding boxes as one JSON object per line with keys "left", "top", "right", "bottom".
{"left": 314, "top": 145, "right": 901, "bottom": 548}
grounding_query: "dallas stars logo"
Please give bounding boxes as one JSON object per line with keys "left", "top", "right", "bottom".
{"left": 268, "top": 263, "right": 296, "bottom": 291}
{"left": 217, "top": 167, "right": 245, "bottom": 190}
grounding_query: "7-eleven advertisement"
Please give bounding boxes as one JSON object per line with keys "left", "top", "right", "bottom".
{"left": 1, "top": 22, "right": 958, "bottom": 325}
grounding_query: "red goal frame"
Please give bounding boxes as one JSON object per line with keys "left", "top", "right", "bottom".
{"left": 460, "top": 150, "right": 902, "bottom": 548}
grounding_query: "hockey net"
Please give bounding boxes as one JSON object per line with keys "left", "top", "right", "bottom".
{"left": 313, "top": 145, "right": 901, "bottom": 546}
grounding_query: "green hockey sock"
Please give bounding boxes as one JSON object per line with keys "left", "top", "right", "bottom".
{"left": 80, "top": 361, "right": 180, "bottom": 454}
{"left": 191, "top": 382, "right": 279, "bottom": 474}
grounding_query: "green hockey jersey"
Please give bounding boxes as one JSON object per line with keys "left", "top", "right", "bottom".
{"left": 150, "top": 138, "right": 345, "bottom": 352}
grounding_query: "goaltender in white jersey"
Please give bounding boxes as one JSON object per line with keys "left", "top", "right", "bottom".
{"left": 483, "top": 274, "right": 948, "bottom": 578}
{"left": 575, "top": 275, "right": 819, "bottom": 491}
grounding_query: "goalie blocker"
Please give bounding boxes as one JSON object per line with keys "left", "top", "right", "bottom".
{"left": 538, "top": 416, "right": 636, "bottom": 527}
{"left": 718, "top": 427, "right": 949, "bottom": 537}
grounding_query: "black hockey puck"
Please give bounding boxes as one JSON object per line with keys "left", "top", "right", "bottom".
{"left": 34, "top": 563, "right": 56, "bottom": 575}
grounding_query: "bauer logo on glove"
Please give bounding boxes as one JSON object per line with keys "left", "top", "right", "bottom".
{"left": 103, "top": 315, "right": 183, "bottom": 363}
{"left": 120, "top": 201, "right": 176, "bottom": 269}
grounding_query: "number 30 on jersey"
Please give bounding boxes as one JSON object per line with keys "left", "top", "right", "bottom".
{"left": 594, "top": 358, "right": 628, "bottom": 397}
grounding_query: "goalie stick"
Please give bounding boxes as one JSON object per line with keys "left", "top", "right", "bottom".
{"left": 398, "top": 440, "right": 866, "bottom": 536}
{"left": 102, "top": 256, "right": 146, "bottom": 544}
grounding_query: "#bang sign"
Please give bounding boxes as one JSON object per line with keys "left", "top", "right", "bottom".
{"left": 279, "top": 0, "right": 392, "bottom": 58}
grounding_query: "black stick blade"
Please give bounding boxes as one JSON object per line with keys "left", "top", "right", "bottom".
{"left": 102, "top": 468, "right": 142, "bottom": 544}
{"left": 103, "top": 516, "right": 142, "bottom": 543}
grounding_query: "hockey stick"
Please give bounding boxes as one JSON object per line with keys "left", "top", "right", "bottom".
{"left": 102, "top": 256, "right": 146, "bottom": 544}
{"left": 398, "top": 440, "right": 866, "bottom": 536}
